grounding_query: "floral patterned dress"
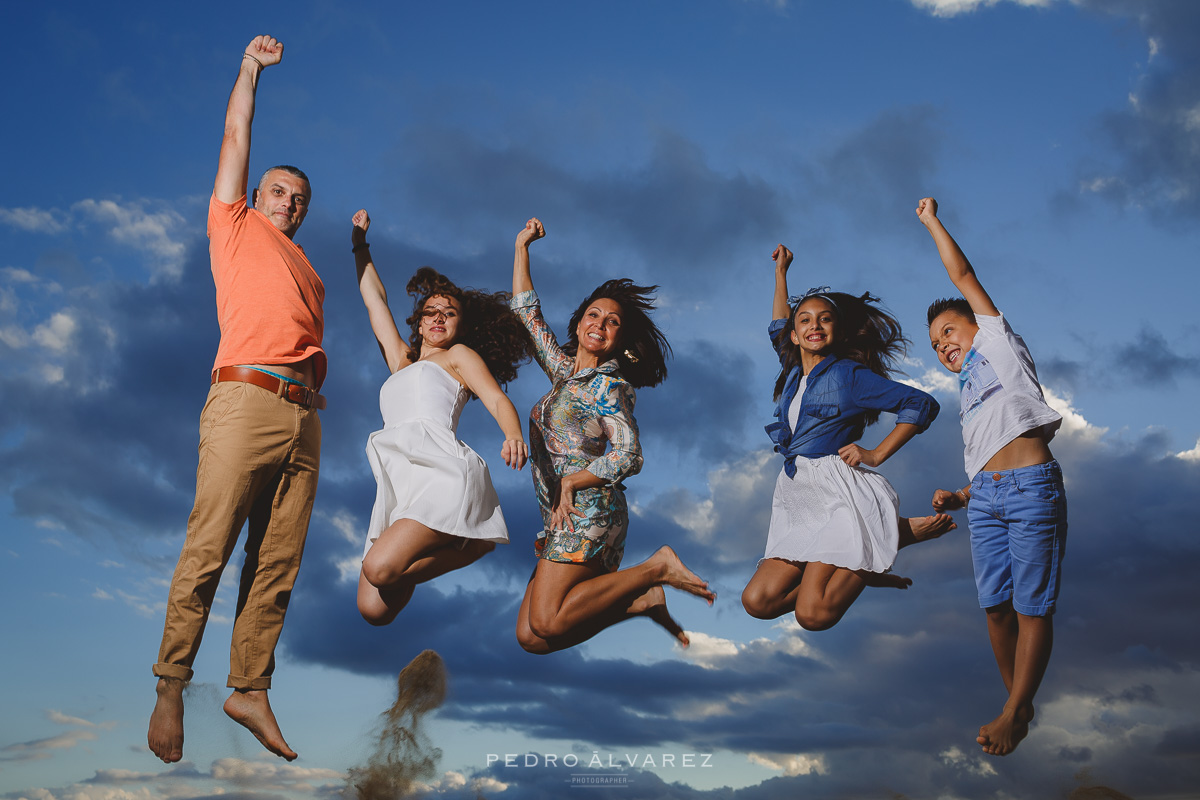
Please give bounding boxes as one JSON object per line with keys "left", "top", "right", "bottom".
{"left": 511, "top": 290, "right": 642, "bottom": 570}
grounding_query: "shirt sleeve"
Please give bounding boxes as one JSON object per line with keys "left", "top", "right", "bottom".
{"left": 585, "top": 377, "right": 643, "bottom": 484}
{"left": 511, "top": 290, "right": 573, "bottom": 379}
{"left": 768, "top": 318, "right": 788, "bottom": 362}
{"left": 847, "top": 365, "right": 940, "bottom": 432}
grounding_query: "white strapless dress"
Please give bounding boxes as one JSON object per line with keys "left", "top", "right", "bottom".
{"left": 363, "top": 360, "right": 509, "bottom": 557}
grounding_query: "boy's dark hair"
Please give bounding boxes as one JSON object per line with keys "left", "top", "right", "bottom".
{"left": 775, "top": 290, "right": 909, "bottom": 428}
{"left": 404, "top": 267, "right": 532, "bottom": 390}
{"left": 926, "top": 297, "right": 975, "bottom": 327}
{"left": 564, "top": 279, "right": 671, "bottom": 388}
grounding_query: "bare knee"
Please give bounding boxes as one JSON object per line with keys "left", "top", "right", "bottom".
{"left": 527, "top": 609, "right": 565, "bottom": 641}
{"left": 794, "top": 603, "right": 840, "bottom": 632}
{"left": 741, "top": 584, "right": 776, "bottom": 620}
{"left": 361, "top": 551, "right": 401, "bottom": 588}
{"left": 357, "top": 598, "right": 396, "bottom": 627}
{"left": 516, "top": 621, "right": 550, "bottom": 655}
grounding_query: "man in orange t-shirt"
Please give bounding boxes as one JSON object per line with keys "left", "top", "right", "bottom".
{"left": 148, "top": 35, "right": 324, "bottom": 764}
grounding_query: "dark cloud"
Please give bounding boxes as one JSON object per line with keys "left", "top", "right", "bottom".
{"left": 1071, "top": 0, "right": 1200, "bottom": 222}
{"left": 1040, "top": 326, "right": 1200, "bottom": 393}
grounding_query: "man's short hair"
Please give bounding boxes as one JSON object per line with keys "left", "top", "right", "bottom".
{"left": 258, "top": 165, "right": 311, "bottom": 193}
{"left": 927, "top": 297, "right": 975, "bottom": 327}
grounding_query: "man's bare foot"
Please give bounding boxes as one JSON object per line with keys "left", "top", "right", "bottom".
{"left": 223, "top": 689, "right": 297, "bottom": 761}
{"left": 860, "top": 571, "right": 912, "bottom": 589}
{"left": 148, "top": 678, "right": 185, "bottom": 763}
{"left": 906, "top": 514, "right": 957, "bottom": 545}
{"left": 977, "top": 704, "right": 1033, "bottom": 756}
{"left": 629, "top": 586, "right": 689, "bottom": 647}
{"left": 648, "top": 546, "right": 716, "bottom": 604}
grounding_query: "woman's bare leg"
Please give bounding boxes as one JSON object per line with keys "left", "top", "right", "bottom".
{"left": 516, "top": 546, "right": 712, "bottom": 653}
{"left": 792, "top": 561, "right": 910, "bottom": 631}
{"left": 358, "top": 518, "right": 496, "bottom": 625}
{"left": 741, "top": 558, "right": 806, "bottom": 620}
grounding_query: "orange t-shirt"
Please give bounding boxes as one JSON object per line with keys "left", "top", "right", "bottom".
{"left": 208, "top": 194, "right": 327, "bottom": 388}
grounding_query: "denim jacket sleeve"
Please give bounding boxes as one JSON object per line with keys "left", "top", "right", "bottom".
{"left": 846, "top": 364, "right": 940, "bottom": 432}
{"left": 511, "top": 290, "right": 573, "bottom": 381}
{"left": 768, "top": 318, "right": 789, "bottom": 362}
{"left": 584, "top": 376, "right": 643, "bottom": 484}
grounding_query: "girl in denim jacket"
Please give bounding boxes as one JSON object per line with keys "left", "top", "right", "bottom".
{"left": 740, "top": 245, "right": 956, "bottom": 631}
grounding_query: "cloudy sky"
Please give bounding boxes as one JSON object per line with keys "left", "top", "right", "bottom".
{"left": 3, "top": 0, "right": 1199, "bottom": 798}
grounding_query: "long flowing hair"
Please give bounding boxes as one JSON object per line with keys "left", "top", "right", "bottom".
{"left": 404, "top": 267, "right": 532, "bottom": 389}
{"left": 564, "top": 279, "right": 670, "bottom": 388}
{"left": 773, "top": 288, "right": 909, "bottom": 427}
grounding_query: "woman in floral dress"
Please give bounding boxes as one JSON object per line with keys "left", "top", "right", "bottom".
{"left": 509, "top": 218, "right": 715, "bottom": 654}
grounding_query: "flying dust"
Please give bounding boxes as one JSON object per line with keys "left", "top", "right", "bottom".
{"left": 348, "top": 649, "right": 449, "bottom": 800}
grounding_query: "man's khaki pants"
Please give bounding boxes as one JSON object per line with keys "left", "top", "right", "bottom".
{"left": 154, "top": 380, "right": 321, "bottom": 690}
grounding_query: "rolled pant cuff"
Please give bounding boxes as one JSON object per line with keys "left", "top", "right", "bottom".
{"left": 153, "top": 663, "right": 194, "bottom": 683}
{"left": 227, "top": 674, "right": 272, "bottom": 691}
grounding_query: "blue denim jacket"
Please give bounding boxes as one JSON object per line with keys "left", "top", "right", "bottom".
{"left": 765, "top": 319, "right": 939, "bottom": 477}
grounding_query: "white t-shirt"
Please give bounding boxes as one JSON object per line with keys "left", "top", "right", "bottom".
{"left": 958, "top": 312, "right": 1061, "bottom": 478}
{"left": 786, "top": 376, "right": 808, "bottom": 432}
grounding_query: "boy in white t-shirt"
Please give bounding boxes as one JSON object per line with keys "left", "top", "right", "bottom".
{"left": 918, "top": 197, "right": 1066, "bottom": 757}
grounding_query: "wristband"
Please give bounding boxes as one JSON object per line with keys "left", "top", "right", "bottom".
{"left": 352, "top": 242, "right": 370, "bottom": 253}
{"left": 243, "top": 53, "right": 265, "bottom": 68}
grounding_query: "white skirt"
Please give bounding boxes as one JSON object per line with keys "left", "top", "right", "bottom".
{"left": 764, "top": 455, "right": 900, "bottom": 573}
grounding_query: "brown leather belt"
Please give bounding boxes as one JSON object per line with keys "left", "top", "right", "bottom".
{"left": 211, "top": 367, "right": 327, "bottom": 410}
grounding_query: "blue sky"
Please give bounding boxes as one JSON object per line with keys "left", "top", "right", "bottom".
{"left": 2, "top": 0, "right": 1199, "bottom": 798}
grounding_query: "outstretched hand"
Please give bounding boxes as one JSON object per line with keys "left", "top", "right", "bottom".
{"left": 352, "top": 209, "right": 371, "bottom": 246}
{"left": 772, "top": 244, "right": 793, "bottom": 272}
{"left": 244, "top": 36, "right": 283, "bottom": 68}
{"left": 516, "top": 218, "right": 545, "bottom": 249}
{"left": 916, "top": 197, "right": 939, "bottom": 225}
{"left": 501, "top": 438, "right": 527, "bottom": 471}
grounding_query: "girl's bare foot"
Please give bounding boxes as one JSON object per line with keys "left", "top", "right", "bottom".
{"left": 629, "top": 586, "right": 689, "bottom": 647}
{"left": 648, "top": 546, "right": 716, "bottom": 604}
{"left": 908, "top": 514, "right": 957, "bottom": 543}
{"left": 223, "top": 690, "right": 297, "bottom": 761}
{"left": 147, "top": 678, "right": 185, "bottom": 763}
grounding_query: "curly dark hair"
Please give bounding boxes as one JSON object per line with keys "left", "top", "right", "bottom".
{"left": 926, "top": 297, "right": 975, "bottom": 327}
{"left": 403, "top": 267, "right": 532, "bottom": 391}
{"left": 563, "top": 279, "right": 671, "bottom": 388}
{"left": 773, "top": 290, "right": 909, "bottom": 427}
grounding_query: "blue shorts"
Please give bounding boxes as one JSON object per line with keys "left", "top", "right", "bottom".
{"left": 968, "top": 460, "right": 1067, "bottom": 616}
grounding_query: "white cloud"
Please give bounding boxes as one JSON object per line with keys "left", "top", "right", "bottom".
{"left": 747, "top": 751, "right": 828, "bottom": 776}
{"left": 2, "top": 266, "right": 40, "bottom": 283}
{"left": 910, "top": 0, "right": 1054, "bottom": 18}
{"left": 73, "top": 199, "right": 188, "bottom": 281}
{"left": 32, "top": 311, "right": 78, "bottom": 352}
{"left": 1043, "top": 385, "right": 1107, "bottom": 443}
{"left": 900, "top": 367, "right": 956, "bottom": 397}
{"left": 0, "top": 206, "right": 70, "bottom": 234}
{"left": 1175, "top": 437, "right": 1200, "bottom": 462}
{"left": 937, "top": 745, "right": 998, "bottom": 776}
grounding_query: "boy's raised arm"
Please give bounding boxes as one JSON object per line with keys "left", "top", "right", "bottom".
{"left": 917, "top": 197, "right": 999, "bottom": 317}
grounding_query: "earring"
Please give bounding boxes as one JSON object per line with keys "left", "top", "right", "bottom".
{"left": 623, "top": 349, "right": 639, "bottom": 363}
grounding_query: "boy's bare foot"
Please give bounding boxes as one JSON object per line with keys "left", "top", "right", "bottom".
{"left": 907, "top": 513, "right": 957, "bottom": 544}
{"left": 629, "top": 585, "right": 689, "bottom": 647}
{"left": 648, "top": 546, "right": 716, "bottom": 604}
{"left": 977, "top": 704, "right": 1033, "bottom": 756}
{"left": 223, "top": 689, "right": 297, "bottom": 761}
{"left": 148, "top": 678, "right": 185, "bottom": 763}
{"left": 859, "top": 571, "right": 912, "bottom": 589}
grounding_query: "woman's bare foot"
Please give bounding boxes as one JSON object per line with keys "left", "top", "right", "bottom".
{"left": 977, "top": 704, "right": 1034, "bottom": 756}
{"left": 147, "top": 678, "right": 185, "bottom": 763}
{"left": 629, "top": 586, "right": 689, "bottom": 647}
{"left": 906, "top": 514, "right": 957, "bottom": 544}
{"left": 223, "top": 689, "right": 297, "bottom": 761}
{"left": 647, "top": 546, "right": 716, "bottom": 604}
{"left": 859, "top": 570, "right": 912, "bottom": 589}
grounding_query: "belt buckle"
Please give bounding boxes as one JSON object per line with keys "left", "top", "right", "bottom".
{"left": 283, "top": 382, "right": 311, "bottom": 407}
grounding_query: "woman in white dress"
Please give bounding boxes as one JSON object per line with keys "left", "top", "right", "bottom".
{"left": 351, "top": 209, "right": 531, "bottom": 625}
{"left": 740, "top": 244, "right": 956, "bottom": 631}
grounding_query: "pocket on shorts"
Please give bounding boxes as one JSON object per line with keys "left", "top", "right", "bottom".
{"left": 1013, "top": 467, "right": 1064, "bottom": 508}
